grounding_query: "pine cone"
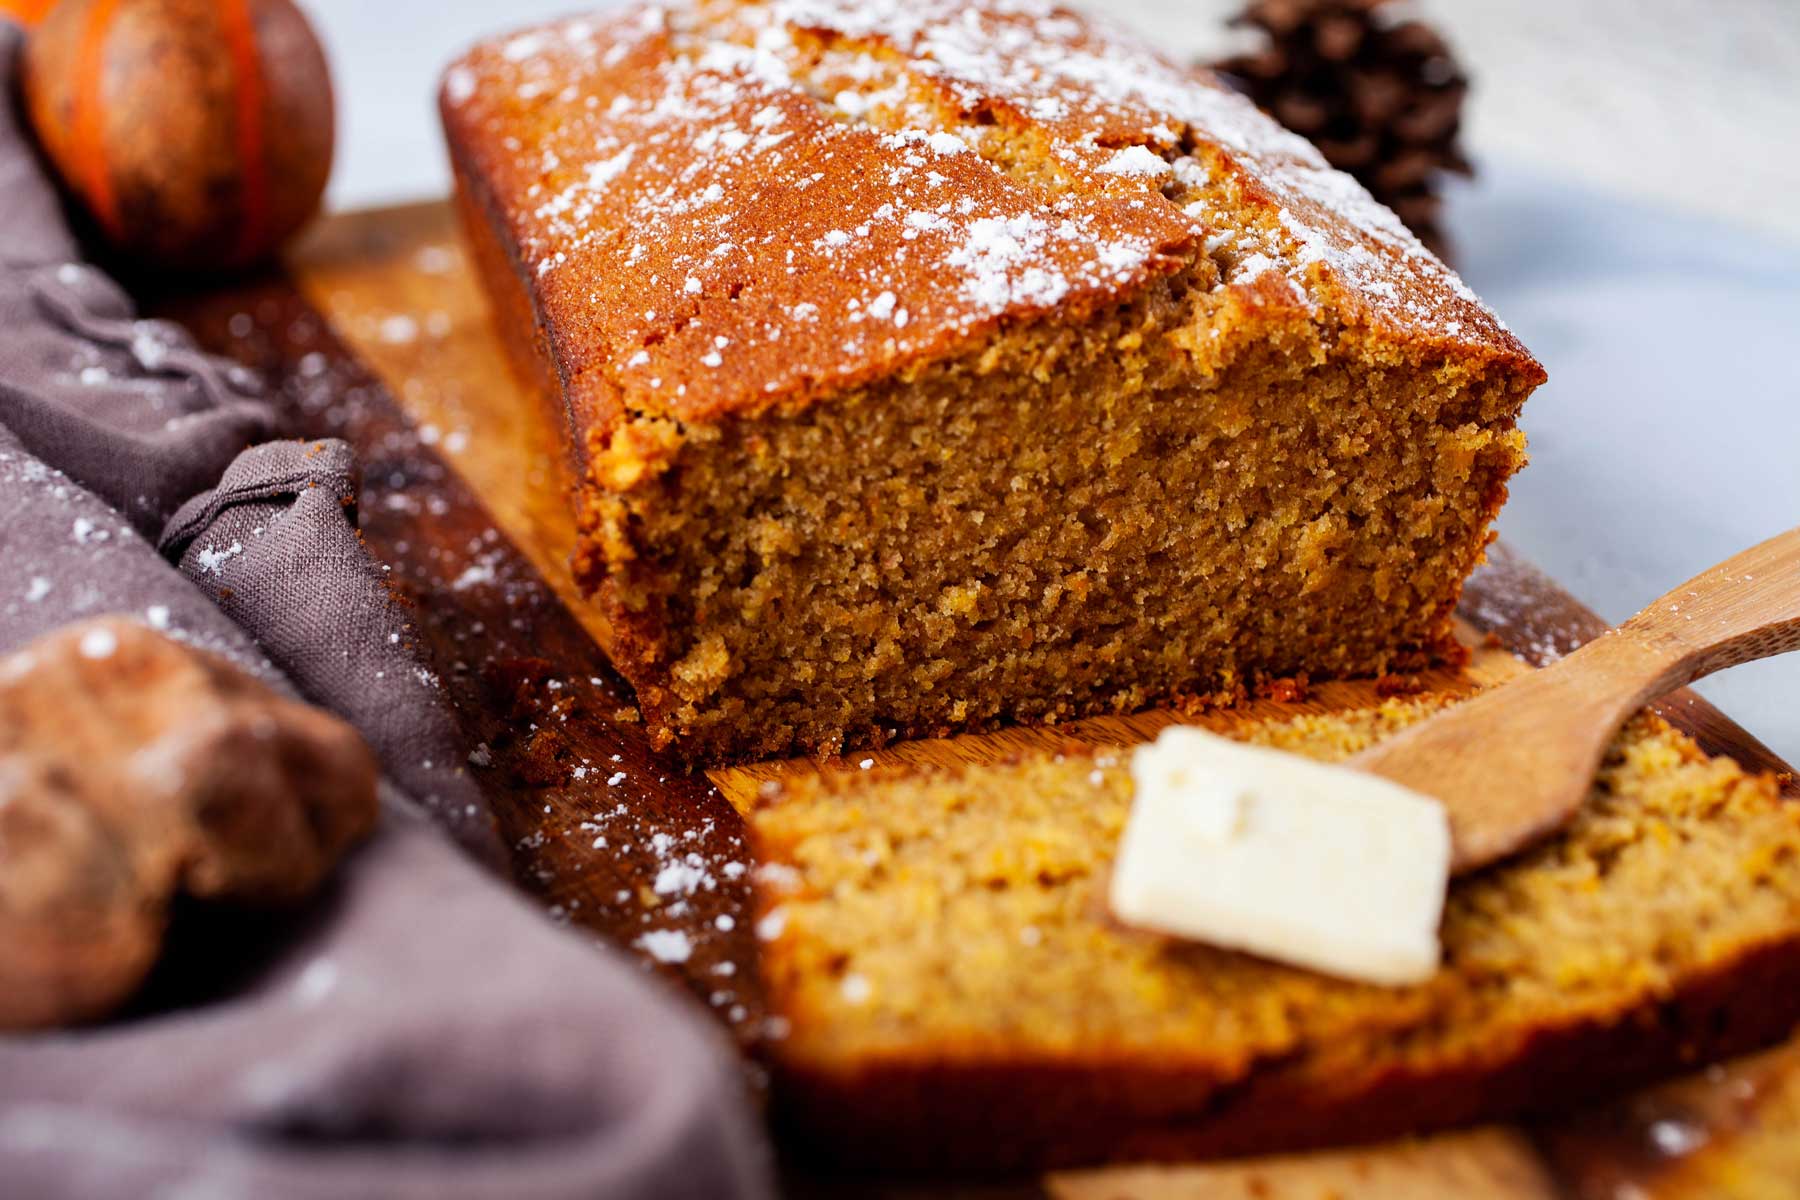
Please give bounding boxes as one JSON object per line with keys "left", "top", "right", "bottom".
{"left": 1212, "top": 0, "right": 1471, "bottom": 252}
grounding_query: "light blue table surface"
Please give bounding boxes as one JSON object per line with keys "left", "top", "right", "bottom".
{"left": 1448, "top": 168, "right": 1800, "bottom": 763}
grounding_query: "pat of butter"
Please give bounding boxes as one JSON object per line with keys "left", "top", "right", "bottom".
{"left": 1110, "top": 726, "right": 1450, "bottom": 987}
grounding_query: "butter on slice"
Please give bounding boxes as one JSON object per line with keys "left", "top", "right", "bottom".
{"left": 1109, "top": 726, "right": 1451, "bottom": 987}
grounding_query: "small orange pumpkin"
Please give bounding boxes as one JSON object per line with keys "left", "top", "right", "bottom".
{"left": 1, "top": 0, "right": 58, "bottom": 27}
{"left": 23, "top": 0, "right": 334, "bottom": 274}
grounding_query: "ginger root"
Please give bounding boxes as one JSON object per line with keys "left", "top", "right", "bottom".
{"left": 0, "top": 618, "right": 378, "bottom": 1029}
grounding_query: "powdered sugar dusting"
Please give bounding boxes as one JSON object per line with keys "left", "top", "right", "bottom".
{"left": 442, "top": 0, "right": 1523, "bottom": 423}
{"left": 194, "top": 541, "right": 244, "bottom": 575}
{"left": 1097, "top": 145, "right": 1171, "bottom": 177}
{"left": 77, "top": 627, "right": 118, "bottom": 660}
{"left": 558, "top": 772, "right": 760, "bottom": 1030}
{"left": 635, "top": 928, "right": 695, "bottom": 963}
{"left": 948, "top": 215, "right": 1069, "bottom": 310}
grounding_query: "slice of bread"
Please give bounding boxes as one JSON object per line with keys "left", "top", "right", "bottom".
{"left": 750, "top": 700, "right": 1800, "bottom": 1171}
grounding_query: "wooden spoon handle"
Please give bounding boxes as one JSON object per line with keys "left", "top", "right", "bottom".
{"left": 1603, "top": 525, "right": 1800, "bottom": 711}
{"left": 1353, "top": 527, "right": 1800, "bottom": 877}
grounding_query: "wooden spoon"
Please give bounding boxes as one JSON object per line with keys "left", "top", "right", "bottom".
{"left": 1352, "top": 526, "right": 1800, "bottom": 875}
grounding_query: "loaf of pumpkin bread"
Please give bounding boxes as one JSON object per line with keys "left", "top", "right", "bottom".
{"left": 441, "top": 0, "right": 1545, "bottom": 763}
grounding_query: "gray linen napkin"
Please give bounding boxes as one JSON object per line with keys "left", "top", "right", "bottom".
{"left": 158, "top": 437, "right": 499, "bottom": 859}
{"left": 0, "top": 22, "right": 770, "bottom": 1200}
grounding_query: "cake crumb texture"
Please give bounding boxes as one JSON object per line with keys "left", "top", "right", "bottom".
{"left": 751, "top": 701, "right": 1800, "bottom": 1169}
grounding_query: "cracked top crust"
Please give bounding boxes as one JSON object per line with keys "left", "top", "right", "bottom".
{"left": 441, "top": 0, "right": 1540, "bottom": 433}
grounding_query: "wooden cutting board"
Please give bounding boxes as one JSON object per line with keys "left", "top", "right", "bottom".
{"left": 151, "top": 199, "right": 1800, "bottom": 1199}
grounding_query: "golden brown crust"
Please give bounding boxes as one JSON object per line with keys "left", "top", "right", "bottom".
{"left": 771, "top": 935, "right": 1800, "bottom": 1171}
{"left": 449, "top": 167, "right": 567, "bottom": 448}
{"left": 440, "top": 0, "right": 1541, "bottom": 442}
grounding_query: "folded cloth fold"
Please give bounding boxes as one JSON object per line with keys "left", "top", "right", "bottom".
{"left": 0, "top": 20, "right": 770, "bottom": 1199}
{"left": 0, "top": 256, "right": 274, "bottom": 535}
{"left": 162, "top": 437, "right": 500, "bottom": 862}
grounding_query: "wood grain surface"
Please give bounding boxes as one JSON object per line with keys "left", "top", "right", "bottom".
{"left": 147, "top": 199, "right": 1800, "bottom": 1199}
